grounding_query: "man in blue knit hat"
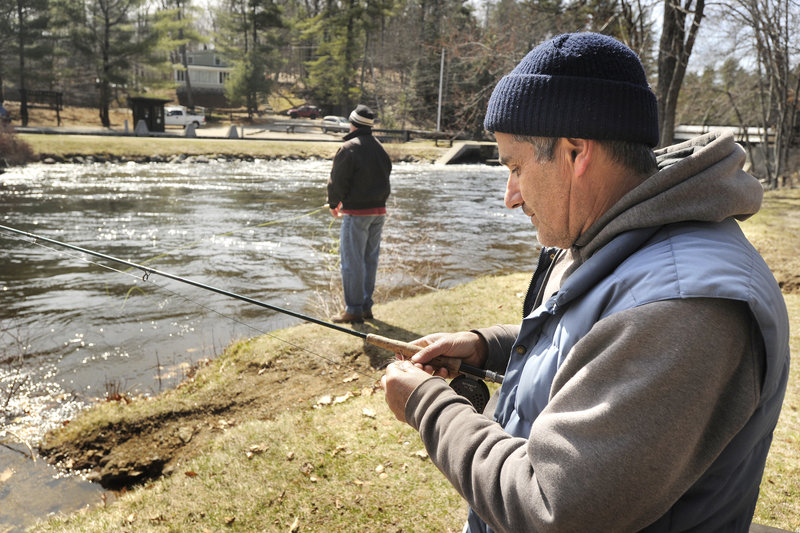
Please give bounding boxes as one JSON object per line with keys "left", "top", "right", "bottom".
{"left": 382, "top": 33, "right": 789, "bottom": 532}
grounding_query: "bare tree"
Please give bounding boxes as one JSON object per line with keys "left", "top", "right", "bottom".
{"left": 726, "top": 0, "right": 799, "bottom": 188}
{"left": 656, "top": 0, "right": 705, "bottom": 147}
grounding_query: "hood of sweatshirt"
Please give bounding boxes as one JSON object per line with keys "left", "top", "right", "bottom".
{"left": 572, "top": 131, "right": 763, "bottom": 264}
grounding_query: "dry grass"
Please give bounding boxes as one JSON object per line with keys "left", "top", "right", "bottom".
{"left": 17, "top": 132, "right": 448, "bottom": 163}
{"left": 32, "top": 273, "right": 528, "bottom": 533}
{"left": 755, "top": 293, "right": 800, "bottom": 529}
{"left": 1, "top": 102, "right": 132, "bottom": 128}
{"left": 27, "top": 190, "right": 800, "bottom": 533}
{"left": 746, "top": 189, "right": 800, "bottom": 529}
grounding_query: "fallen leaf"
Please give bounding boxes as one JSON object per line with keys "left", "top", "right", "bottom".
{"left": 224, "top": 516, "right": 236, "bottom": 526}
{"left": 413, "top": 449, "right": 429, "bottom": 460}
{"left": 290, "top": 516, "right": 300, "bottom": 532}
{"left": 185, "top": 471, "right": 198, "bottom": 477}
{"left": 334, "top": 392, "right": 353, "bottom": 404}
{"left": 0, "top": 469, "right": 13, "bottom": 483}
{"left": 343, "top": 373, "right": 360, "bottom": 383}
{"left": 362, "top": 408, "right": 376, "bottom": 418}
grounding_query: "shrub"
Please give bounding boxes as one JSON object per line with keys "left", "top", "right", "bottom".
{"left": 0, "top": 123, "right": 36, "bottom": 168}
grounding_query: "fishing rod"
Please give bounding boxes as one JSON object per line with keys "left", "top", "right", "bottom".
{"left": 0, "top": 223, "right": 503, "bottom": 385}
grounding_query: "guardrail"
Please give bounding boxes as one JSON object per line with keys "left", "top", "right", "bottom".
{"left": 674, "top": 125, "right": 776, "bottom": 144}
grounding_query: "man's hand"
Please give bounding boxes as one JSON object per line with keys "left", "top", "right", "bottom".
{"left": 329, "top": 206, "right": 343, "bottom": 218}
{"left": 381, "top": 360, "right": 436, "bottom": 423}
{"left": 406, "top": 331, "right": 488, "bottom": 379}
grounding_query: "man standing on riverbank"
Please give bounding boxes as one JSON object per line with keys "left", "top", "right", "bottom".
{"left": 327, "top": 104, "right": 392, "bottom": 323}
{"left": 381, "top": 32, "right": 790, "bottom": 531}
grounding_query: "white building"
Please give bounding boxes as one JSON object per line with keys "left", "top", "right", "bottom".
{"left": 174, "top": 50, "right": 232, "bottom": 107}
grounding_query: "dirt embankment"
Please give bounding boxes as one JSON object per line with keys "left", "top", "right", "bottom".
{"left": 39, "top": 325, "right": 395, "bottom": 491}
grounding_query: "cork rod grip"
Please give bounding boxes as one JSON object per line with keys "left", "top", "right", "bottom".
{"left": 365, "top": 333, "right": 462, "bottom": 374}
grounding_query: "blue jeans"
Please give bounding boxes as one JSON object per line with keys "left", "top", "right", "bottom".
{"left": 340, "top": 214, "right": 385, "bottom": 315}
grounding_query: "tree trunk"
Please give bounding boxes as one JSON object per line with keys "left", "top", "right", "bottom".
{"left": 343, "top": 0, "right": 357, "bottom": 110}
{"left": 178, "top": 2, "right": 194, "bottom": 109}
{"left": 16, "top": 0, "right": 28, "bottom": 126}
{"left": 656, "top": 0, "right": 704, "bottom": 147}
{"left": 100, "top": 7, "right": 111, "bottom": 128}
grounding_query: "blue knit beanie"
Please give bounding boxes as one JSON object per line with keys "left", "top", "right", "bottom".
{"left": 484, "top": 32, "right": 659, "bottom": 147}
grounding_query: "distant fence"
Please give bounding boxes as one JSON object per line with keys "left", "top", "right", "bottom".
{"left": 5, "top": 89, "right": 65, "bottom": 126}
{"left": 269, "top": 119, "right": 458, "bottom": 145}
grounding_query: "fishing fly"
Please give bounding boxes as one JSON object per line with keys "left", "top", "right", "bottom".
{"left": 0, "top": 224, "right": 503, "bottom": 395}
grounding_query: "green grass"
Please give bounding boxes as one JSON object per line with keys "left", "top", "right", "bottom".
{"left": 18, "top": 133, "right": 449, "bottom": 163}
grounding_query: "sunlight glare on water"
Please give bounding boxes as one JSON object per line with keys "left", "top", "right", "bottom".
{"left": 0, "top": 158, "right": 535, "bottom": 531}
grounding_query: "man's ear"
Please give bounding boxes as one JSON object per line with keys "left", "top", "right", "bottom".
{"left": 563, "top": 138, "right": 592, "bottom": 176}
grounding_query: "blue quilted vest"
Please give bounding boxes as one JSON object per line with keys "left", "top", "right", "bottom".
{"left": 468, "top": 219, "right": 790, "bottom": 533}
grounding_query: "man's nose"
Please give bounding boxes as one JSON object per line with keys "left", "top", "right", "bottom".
{"left": 504, "top": 174, "right": 523, "bottom": 209}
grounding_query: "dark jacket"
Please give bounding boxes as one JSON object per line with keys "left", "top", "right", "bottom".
{"left": 327, "top": 127, "right": 391, "bottom": 211}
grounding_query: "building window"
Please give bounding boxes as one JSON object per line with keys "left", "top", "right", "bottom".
{"left": 176, "top": 70, "right": 185, "bottom": 82}
{"left": 219, "top": 72, "right": 230, "bottom": 84}
{"left": 215, "top": 56, "right": 221, "bottom": 66}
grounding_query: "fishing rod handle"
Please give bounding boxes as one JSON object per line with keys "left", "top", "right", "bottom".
{"left": 365, "top": 334, "right": 461, "bottom": 374}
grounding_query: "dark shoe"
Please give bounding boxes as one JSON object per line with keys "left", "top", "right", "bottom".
{"left": 332, "top": 311, "right": 363, "bottom": 323}
{"left": 363, "top": 310, "right": 374, "bottom": 320}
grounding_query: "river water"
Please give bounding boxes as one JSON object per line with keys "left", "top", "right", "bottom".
{"left": 0, "top": 159, "right": 537, "bottom": 531}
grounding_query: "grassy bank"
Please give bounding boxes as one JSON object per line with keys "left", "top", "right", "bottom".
{"left": 31, "top": 190, "right": 800, "bottom": 532}
{"left": 17, "top": 133, "right": 450, "bottom": 163}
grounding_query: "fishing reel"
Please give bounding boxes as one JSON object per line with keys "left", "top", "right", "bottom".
{"left": 450, "top": 374, "right": 491, "bottom": 414}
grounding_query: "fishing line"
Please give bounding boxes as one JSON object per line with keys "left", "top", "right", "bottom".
{"left": 0, "top": 224, "right": 503, "bottom": 384}
{"left": 10, "top": 235, "right": 378, "bottom": 381}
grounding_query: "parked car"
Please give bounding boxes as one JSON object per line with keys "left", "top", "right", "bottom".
{"left": 321, "top": 115, "right": 350, "bottom": 133}
{"left": 287, "top": 104, "right": 320, "bottom": 119}
{"left": 165, "top": 106, "right": 206, "bottom": 128}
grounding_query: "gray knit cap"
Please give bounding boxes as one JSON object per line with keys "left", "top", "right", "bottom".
{"left": 484, "top": 32, "right": 659, "bottom": 147}
{"left": 349, "top": 104, "right": 375, "bottom": 127}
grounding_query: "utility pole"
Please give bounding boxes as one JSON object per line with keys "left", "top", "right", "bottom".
{"left": 436, "top": 47, "right": 445, "bottom": 132}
